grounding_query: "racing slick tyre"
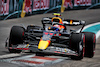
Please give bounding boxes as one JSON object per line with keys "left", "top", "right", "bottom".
{"left": 9, "top": 26, "right": 25, "bottom": 53}
{"left": 83, "top": 32, "right": 96, "bottom": 58}
{"left": 70, "top": 33, "right": 85, "bottom": 60}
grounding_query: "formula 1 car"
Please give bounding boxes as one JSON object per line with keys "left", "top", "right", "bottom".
{"left": 5, "top": 13, "right": 96, "bottom": 60}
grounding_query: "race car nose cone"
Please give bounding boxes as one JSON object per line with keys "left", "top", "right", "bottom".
{"left": 38, "top": 40, "right": 50, "bottom": 50}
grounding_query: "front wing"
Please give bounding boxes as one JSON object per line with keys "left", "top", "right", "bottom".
{"left": 5, "top": 38, "right": 78, "bottom": 56}
{"left": 30, "top": 45, "right": 78, "bottom": 56}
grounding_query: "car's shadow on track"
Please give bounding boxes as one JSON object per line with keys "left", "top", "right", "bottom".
{"left": 0, "top": 51, "right": 11, "bottom": 55}
{"left": 1, "top": 51, "right": 9, "bottom": 54}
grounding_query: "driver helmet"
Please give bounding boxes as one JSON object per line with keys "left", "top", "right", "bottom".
{"left": 53, "top": 24, "right": 60, "bottom": 28}
{"left": 48, "top": 24, "right": 60, "bottom": 31}
{"left": 53, "top": 24, "right": 61, "bottom": 31}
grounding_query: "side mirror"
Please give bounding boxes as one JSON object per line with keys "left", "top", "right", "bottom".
{"left": 80, "top": 21, "right": 85, "bottom": 25}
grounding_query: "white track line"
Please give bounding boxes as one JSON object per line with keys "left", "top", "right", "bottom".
{"left": 96, "top": 30, "right": 100, "bottom": 39}
{"left": 0, "top": 53, "right": 22, "bottom": 59}
{"left": 77, "top": 22, "right": 100, "bottom": 39}
{"left": 0, "top": 53, "right": 33, "bottom": 59}
{"left": 83, "top": 22, "right": 100, "bottom": 39}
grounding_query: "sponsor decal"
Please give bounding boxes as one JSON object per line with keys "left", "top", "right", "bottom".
{"left": 74, "top": 0, "right": 91, "bottom": 6}
{"left": 56, "top": 47, "right": 76, "bottom": 54}
{"left": 44, "top": 32, "right": 48, "bottom": 35}
{"left": 63, "top": 0, "right": 92, "bottom": 9}
{"left": 56, "top": 47, "right": 68, "bottom": 53}
{"left": 17, "top": 0, "right": 50, "bottom": 13}
{"left": 44, "top": 32, "right": 54, "bottom": 35}
{"left": 0, "top": 0, "right": 94, "bottom": 20}
{"left": 42, "top": 35, "right": 51, "bottom": 40}
{"left": 33, "top": 0, "right": 49, "bottom": 11}
{"left": 64, "top": 0, "right": 73, "bottom": 8}
{"left": 17, "top": 44, "right": 28, "bottom": 48}
{"left": 24, "top": 0, "right": 32, "bottom": 13}
{"left": 0, "top": 0, "right": 9, "bottom": 15}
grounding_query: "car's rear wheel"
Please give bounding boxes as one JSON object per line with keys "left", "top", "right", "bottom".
{"left": 84, "top": 32, "right": 96, "bottom": 58}
{"left": 70, "top": 33, "right": 85, "bottom": 60}
{"left": 9, "top": 26, "right": 25, "bottom": 53}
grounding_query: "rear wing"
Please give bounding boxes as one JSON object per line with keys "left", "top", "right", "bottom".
{"left": 42, "top": 17, "right": 85, "bottom": 25}
{"left": 41, "top": 17, "right": 86, "bottom": 30}
{"left": 63, "top": 19, "right": 86, "bottom": 26}
{"left": 63, "top": 19, "right": 86, "bottom": 32}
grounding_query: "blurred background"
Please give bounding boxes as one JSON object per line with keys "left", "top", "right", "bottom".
{"left": 0, "top": 0, "right": 100, "bottom": 20}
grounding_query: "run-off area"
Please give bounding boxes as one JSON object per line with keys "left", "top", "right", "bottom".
{"left": 0, "top": 54, "right": 66, "bottom": 67}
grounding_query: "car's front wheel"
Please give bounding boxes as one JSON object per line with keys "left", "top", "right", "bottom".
{"left": 70, "top": 33, "right": 85, "bottom": 60}
{"left": 9, "top": 26, "right": 25, "bottom": 53}
{"left": 83, "top": 32, "right": 96, "bottom": 58}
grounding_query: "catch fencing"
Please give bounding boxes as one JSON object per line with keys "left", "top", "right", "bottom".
{"left": 0, "top": 0, "right": 100, "bottom": 20}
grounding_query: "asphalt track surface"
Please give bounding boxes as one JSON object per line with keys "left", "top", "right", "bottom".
{"left": 0, "top": 9, "right": 100, "bottom": 67}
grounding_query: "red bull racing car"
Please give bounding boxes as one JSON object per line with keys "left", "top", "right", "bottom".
{"left": 5, "top": 13, "right": 96, "bottom": 60}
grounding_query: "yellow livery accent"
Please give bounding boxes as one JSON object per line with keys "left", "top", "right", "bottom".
{"left": 53, "top": 13, "right": 61, "bottom": 16}
{"left": 26, "top": 44, "right": 29, "bottom": 48}
{"left": 38, "top": 40, "right": 50, "bottom": 49}
{"left": 70, "top": 20, "right": 73, "bottom": 25}
{"left": 21, "top": 0, "right": 26, "bottom": 18}
{"left": 61, "top": 0, "right": 65, "bottom": 13}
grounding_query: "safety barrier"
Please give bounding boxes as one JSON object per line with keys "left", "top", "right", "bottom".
{"left": 0, "top": 0, "right": 100, "bottom": 20}
{"left": 87, "top": 0, "right": 100, "bottom": 10}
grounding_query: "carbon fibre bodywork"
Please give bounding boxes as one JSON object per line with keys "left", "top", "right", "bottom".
{"left": 5, "top": 14, "right": 96, "bottom": 60}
